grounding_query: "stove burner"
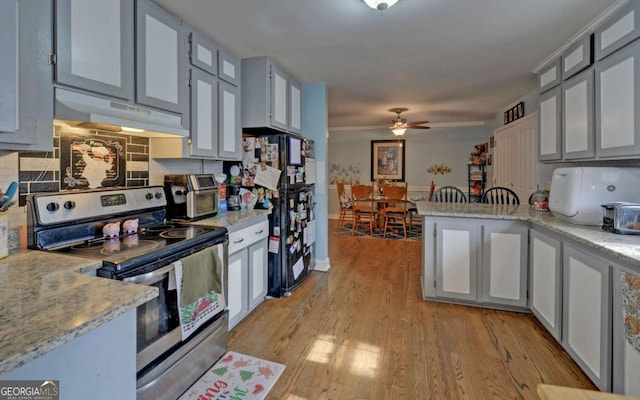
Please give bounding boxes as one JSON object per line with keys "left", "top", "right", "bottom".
{"left": 144, "top": 224, "right": 176, "bottom": 233}
{"left": 160, "top": 227, "right": 205, "bottom": 239}
{"left": 99, "top": 240, "right": 159, "bottom": 256}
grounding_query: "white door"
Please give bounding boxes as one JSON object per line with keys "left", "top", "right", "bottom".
{"left": 248, "top": 240, "right": 268, "bottom": 311}
{"left": 529, "top": 229, "right": 562, "bottom": 341}
{"left": 435, "top": 219, "right": 479, "bottom": 301}
{"left": 227, "top": 251, "right": 248, "bottom": 330}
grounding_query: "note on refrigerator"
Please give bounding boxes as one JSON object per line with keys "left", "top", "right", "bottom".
{"left": 305, "top": 158, "right": 316, "bottom": 184}
{"left": 268, "top": 237, "right": 280, "bottom": 254}
{"left": 292, "top": 257, "right": 304, "bottom": 280}
{"left": 254, "top": 164, "right": 282, "bottom": 191}
{"left": 305, "top": 219, "right": 316, "bottom": 245}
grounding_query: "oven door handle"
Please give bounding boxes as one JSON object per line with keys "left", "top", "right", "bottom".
{"left": 123, "top": 264, "right": 175, "bottom": 284}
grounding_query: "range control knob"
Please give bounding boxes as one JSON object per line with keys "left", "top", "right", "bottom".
{"left": 63, "top": 201, "right": 76, "bottom": 210}
{"left": 155, "top": 192, "right": 163, "bottom": 199}
{"left": 46, "top": 202, "right": 59, "bottom": 212}
{"left": 145, "top": 193, "right": 154, "bottom": 200}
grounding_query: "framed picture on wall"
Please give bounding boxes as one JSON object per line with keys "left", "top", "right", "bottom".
{"left": 371, "top": 140, "right": 405, "bottom": 181}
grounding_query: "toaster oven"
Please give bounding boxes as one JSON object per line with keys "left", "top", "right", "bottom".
{"left": 602, "top": 202, "right": 640, "bottom": 234}
{"left": 164, "top": 174, "right": 218, "bottom": 220}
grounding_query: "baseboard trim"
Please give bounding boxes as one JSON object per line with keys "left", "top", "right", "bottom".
{"left": 313, "top": 257, "right": 331, "bottom": 272}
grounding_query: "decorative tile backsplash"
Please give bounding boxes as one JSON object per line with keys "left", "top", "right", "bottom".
{"left": 18, "top": 127, "right": 150, "bottom": 206}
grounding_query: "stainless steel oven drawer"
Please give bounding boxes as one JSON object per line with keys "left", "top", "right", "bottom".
{"left": 136, "top": 310, "right": 229, "bottom": 400}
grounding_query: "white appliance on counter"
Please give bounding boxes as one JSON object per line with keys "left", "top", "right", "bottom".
{"left": 549, "top": 167, "right": 640, "bottom": 226}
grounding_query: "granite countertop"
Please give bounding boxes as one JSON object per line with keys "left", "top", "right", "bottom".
{"left": 416, "top": 201, "right": 640, "bottom": 267}
{"left": 189, "top": 209, "right": 270, "bottom": 231}
{"left": 0, "top": 251, "right": 158, "bottom": 376}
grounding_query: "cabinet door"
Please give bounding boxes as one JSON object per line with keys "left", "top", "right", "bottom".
{"left": 0, "top": 0, "right": 53, "bottom": 150}
{"left": 0, "top": 0, "right": 18, "bottom": 133}
{"left": 136, "top": 0, "right": 187, "bottom": 115}
{"left": 189, "top": 68, "right": 218, "bottom": 158}
{"left": 189, "top": 29, "right": 217, "bottom": 76}
{"left": 595, "top": 39, "right": 640, "bottom": 158}
{"left": 481, "top": 221, "right": 528, "bottom": 308}
{"left": 218, "top": 81, "right": 242, "bottom": 160}
{"left": 55, "top": 0, "right": 133, "bottom": 100}
{"left": 247, "top": 239, "right": 268, "bottom": 311}
{"left": 435, "top": 219, "right": 479, "bottom": 302}
{"left": 538, "top": 86, "right": 562, "bottom": 161}
{"left": 562, "top": 68, "right": 595, "bottom": 160}
{"left": 538, "top": 58, "right": 562, "bottom": 93}
{"left": 227, "top": 250, "right": 248, "bottom": 330}
{"left": 594, "top": 1, "right": 640, "bottom": 61}
{"left": 218, "top": 47, "right": 240, "bottom": 86}
{"left": 612, "top": 268, "right": 640, "bottom": 396}
{"left": 289, "top": 78, "right": 302, "bottom": 134}
{"left": 562, "top": 244, "right": 611, "bottom": 391}
{"left": 529, "top": 229, "right": 562, "bottom": 341}
{"left": 270, "top": 62, "right": 289, "bottom": 131}
{"left": 562, "top": 34, "right": 593, "bottom": 80}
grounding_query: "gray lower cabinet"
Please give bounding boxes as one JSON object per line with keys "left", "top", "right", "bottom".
{"left": 595, "top": 39, "right": 640, "bottom": 158}
{"left": 562, "top": 243, "right": 612, "bottom": 392}
{"left": 481, "top": 221, "right": 528, "bottom": 308}
{"left": 55, "top": 0, "right": 134, "bottom": 100}
{"left": 0, "top": 0, "right": 53, "bottom": 151}
{"left": 135, "top": 0, "right": 187, "bottom": 116}
{"left": 226, "top": 219, "right": 269, "bottom": 330}
{"left": 529, "top": 228, "right": 562, "bottom": 342}
{"left": 612, "top": 266, "right": 640, "bottom": 396}
{"left": 427, "top": 217, "right": 528, "bottom": 310}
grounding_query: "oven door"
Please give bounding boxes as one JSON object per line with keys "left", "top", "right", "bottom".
{"left": 122, "top": 240, "right": 228, "bottom": 374}
{"left": 187, "top": 189, "right": 218, "bottom": 219}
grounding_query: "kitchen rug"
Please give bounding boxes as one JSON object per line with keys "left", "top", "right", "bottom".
{"left": 179, "top": 351, "right": 286, "bottom": 400}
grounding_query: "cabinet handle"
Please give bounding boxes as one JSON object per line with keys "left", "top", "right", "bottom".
{"left": 255, "top": 229, "right": 264, "bottom": 234}
{"left": 234, "top": 238, "right": 244, "bottom": 244}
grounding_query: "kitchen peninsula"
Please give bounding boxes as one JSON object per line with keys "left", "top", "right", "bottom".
{"left": 417, "top": 201, "right": 640, "bottom": 392}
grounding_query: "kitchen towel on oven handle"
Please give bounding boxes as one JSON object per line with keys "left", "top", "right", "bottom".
{"left": 172, "top": 247, "right": 226, "bottom": 341}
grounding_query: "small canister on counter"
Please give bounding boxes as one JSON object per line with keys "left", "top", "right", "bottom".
{"left": 531, "top": 189, "right": 549, "bottom": 211}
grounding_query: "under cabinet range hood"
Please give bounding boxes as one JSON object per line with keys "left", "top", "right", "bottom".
{"left": 54, "top": 88, "right": 188, "bottom": 136}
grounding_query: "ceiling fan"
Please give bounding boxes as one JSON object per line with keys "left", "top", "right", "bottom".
{"left": 389, "top": 108, "right": 430, "bottom": 135}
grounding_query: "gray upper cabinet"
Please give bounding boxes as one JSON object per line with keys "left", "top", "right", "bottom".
{"left": 218, "top": 81, "right": 242, "bottom": 160}
{"left": 562, "top": 68, "right": 595, "bottom": 160}
{"left": 562, "top": 34, "right": 593, "bottom": 80}
{"left": 189, "top": 67, "right": 218, "bottom": 158}
{"left": 595, "top": 39, "right": 640, "bottom": 158}
{"left": 538, "top": 85, "right": 562, "bottom": 161}
{"left": 218, "top": 48, "right": 241, "bottom": 87}
{"left": 189, "top": 29, "right": 218, "bottom": 76}
{"left": 55, "top": 0, "right": 134, "bottom": 100}
{"left": 135, "top": 0, "right": 187, "bottom": 116}
{"left": 595, "top": 1, "right": 640, "bottom": 61}
{"left": 289, "top": 78, "right": 302, "bottom": 134}
{"left": 242, "top": 56, "right": 300, "bottom": 132}
{"left": 0, "top": 0, "right": 53, "bottom": 151}
{"left": 538, "top": 58, "right": 562, "bottom": 93}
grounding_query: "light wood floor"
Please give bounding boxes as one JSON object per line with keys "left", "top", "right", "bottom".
{"left": 228, "top": 220, "right": 596, "bottom": 399}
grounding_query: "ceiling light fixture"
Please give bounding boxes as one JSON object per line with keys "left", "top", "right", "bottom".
{"left": 391, "top": 127, "right": 406, "bottom": 136}
{"left": 363, "top": 0, "right": 399, "bottom": 11}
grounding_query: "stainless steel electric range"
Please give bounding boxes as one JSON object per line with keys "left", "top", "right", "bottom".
{"left": 27, "top": 186, "right": 229, "bottom": 400}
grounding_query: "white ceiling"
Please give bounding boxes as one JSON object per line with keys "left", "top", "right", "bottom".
{"left": 154, "top": 0, "right": 619, "bottom": 131}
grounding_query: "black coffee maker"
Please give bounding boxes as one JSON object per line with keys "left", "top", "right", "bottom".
{"left": 228, "top": 185, "right": 241, "bottom": 211}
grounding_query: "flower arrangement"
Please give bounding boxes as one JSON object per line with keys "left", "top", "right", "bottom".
{"left": 427, "top": 164, "right": 452, "bottom": 175}
{"left": 375, "top": 177, "right": 393, "bottom": 193}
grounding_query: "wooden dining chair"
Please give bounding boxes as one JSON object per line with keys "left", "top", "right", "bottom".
{"left": 382, "top": 184, "right": 408, "bottom": 238}
{"left": 481, "top": 186, "right": 520, "bottom": 205}
{"left": 432, "top": 186, "right": 467, "bottom": 203}
{"left": 350, "top": 183, "right": 376, "bottom": 236}
{"left": 336, "top": 180, "right": 355, "bottom": 230}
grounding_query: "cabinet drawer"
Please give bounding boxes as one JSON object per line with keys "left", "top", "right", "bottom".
{"left": 562, "top": 34, "right": 593, "bottom": 80}
{"left": 538, "top": 58, "right": 562, "bottom": 93}
{"left": 228, "top": 219, "right": 269, "bottom": 254}
{"left": 595, "top": 1, "right": 640, "bottom": 61}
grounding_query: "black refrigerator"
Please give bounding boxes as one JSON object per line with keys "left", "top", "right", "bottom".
{"left": 224, "top": 133, "right": 316, "bottom": 297}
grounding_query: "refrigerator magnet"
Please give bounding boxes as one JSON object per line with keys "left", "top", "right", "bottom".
{"left": 286, "top": 235, "right": 293, "bottom": 244}
{"left": 289, "top": 199, "right": 294, "bottom": 208}
{"left": 294, "top": 232, "right": 299, "bottom": 238}
{"left": 273, "top": 226, "right": 280, "bottom": 236}
{"left": 268, "top": 237, "right": 279, "bottom": 254}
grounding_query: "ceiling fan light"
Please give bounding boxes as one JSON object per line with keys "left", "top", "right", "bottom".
{"left": 363, "top": 0, "right": 399, "bottom": 11}
{"left": 392, "top": 127, "right": 406, "bottom": 136}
